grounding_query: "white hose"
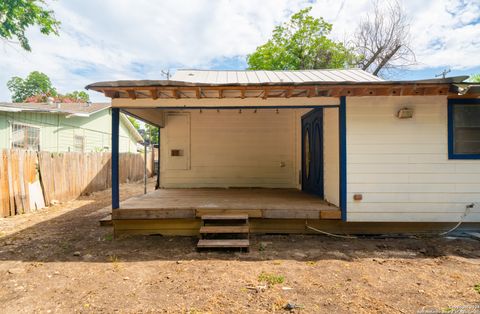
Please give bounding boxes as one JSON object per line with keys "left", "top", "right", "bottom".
{"left": 305, "top": 223, "right": 357, "bottom": 239}
{"left": 439, "top": 203, "right": 475, "bottom": 236}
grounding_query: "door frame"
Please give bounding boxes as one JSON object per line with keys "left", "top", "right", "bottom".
{"left": 301, "top": 108, "right": 324, "bottom": 198}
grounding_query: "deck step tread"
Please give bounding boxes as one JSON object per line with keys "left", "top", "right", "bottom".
{"left": 197, "top": 239, "right": 250, "bottom": 248}
{"left": 201, "top": 214, "right": 248, "bottom": 220}
{"left": 200, "top": 225, "right": 250, "bottom": 234}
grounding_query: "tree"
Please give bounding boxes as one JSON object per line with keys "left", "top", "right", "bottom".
{"left": 247, "top": 7, "right": 357, "bottom": 70}
{"left": 0, "top": 0, "right": 60, "bottom": 51}
{"left": 468, "top": 74, "right": 480, "bottom": 83}
{"left": 64, "top": 91, "right": 90, "bottom": 102}
{"left": 7, "top": 71, "right": 57, "bottom": 102}
{"left": 145, "top": 124, "right": 159, "bottom": 145}
{"left": 7, "top": 71, "right": 91, "bottom": 103}
{"left": 128, "top": 116, "right": 140, "bottom": 130}
{"left": 352, "top": 0, "right": 415, "bottom": 76}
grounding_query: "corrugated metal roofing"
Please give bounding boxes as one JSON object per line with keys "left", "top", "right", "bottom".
{"left": 0, "top": 102, "right": 110, "bottom": 115}
{"left": 171, "top": 69, "right": 384, "bottom": 84}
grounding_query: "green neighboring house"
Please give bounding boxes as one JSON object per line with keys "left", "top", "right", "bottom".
{"left": 0, "top": 102, "right": 142, "bottom": 152}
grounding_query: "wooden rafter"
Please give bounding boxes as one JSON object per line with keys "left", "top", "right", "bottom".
{"left": 150, "top": 89, "right": 158, "bottom": 100}
{"left": 172, "top": 89, "right": 179, "bottom": 99}
{"left": 126, "top": 90, "right": 136, "bottom": 100}
{"left": 97, "top": 83, "right": 467, "bottom": 99}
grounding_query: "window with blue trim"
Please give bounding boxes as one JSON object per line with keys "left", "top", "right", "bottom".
{"left": 448, "top": 99, "right": 480, "bottom": 159}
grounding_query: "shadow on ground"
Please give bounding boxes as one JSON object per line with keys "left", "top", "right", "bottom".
{"left": 1, "top": 192, "right": 479, "bottom": 264}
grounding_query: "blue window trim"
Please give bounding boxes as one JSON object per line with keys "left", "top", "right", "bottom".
{"left": 448, "top": 98, "right": 480, "bottom": 160}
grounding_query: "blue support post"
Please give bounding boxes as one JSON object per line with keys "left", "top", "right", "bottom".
{"left": 339, "top": 96, "right": 347, "bottom": 221}
{"left": 111, "top": 108, "right": 120, "bottom": 209}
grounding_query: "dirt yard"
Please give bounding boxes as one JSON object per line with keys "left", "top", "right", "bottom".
{"left": 0, "top": 180, "right": 479, "bottom": 313}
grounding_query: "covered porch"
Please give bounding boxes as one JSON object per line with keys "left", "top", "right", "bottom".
{"left": 85, "top": 69, "right": 462, "bottom": 238}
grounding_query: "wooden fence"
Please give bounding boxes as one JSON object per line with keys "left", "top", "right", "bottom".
{"left": 1, "top": 150, "right": 153, "bottom": 217}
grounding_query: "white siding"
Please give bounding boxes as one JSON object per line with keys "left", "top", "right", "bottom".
{"left": 346, "top": 96, "right": 480, "bottom": 222}
{"left": 160, "top": 109, "right": 299, "bottom": 188}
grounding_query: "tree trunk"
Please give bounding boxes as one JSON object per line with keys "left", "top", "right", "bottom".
{"left": 361, "top": 47, "right": 384, "bottom": 71}
{"left": 372, "top": 45, "right": 401, "bottom": 76}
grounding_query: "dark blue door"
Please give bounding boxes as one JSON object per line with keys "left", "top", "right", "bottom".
{"left": 302, "top": 108, "right": 324, "bottom": 197}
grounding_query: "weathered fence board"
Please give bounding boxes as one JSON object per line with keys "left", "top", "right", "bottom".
{"left": 0, "top": 150, "right": 39, "bottom": 216}
{"left": 1, "top": 150, "right": 152, "bottom": 217}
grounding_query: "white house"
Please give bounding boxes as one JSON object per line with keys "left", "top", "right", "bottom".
{"left": 86, "top": 69, "right": 480, "bottom": 246}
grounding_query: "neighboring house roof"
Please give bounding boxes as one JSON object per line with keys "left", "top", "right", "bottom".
{"left": 171, "top": 69, "right": 385, "bottom": 84}
{"left": 0, "top": 102, "right": 110, "bottom": 116}
{"left": 0, "top": 102, "right": 143, "bottom": 143}
{"left": 119, "top": 113, "right": 144, "bottom": 143}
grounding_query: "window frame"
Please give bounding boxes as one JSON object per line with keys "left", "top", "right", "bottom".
{"left": 73, "top": 135, "right": 86, "bottom": 153}
{"left": 448, "top": 98, "right": 480, "bottom": 159}
{"left": 10, "top": 122, "right": 41, "bottom": 151}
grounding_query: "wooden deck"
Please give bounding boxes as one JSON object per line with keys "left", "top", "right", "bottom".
{"left": 113, "top": 188, "right": 340, "bottom": 220}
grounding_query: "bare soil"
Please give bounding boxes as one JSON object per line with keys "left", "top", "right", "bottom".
{"left": 1, "top": 180, "right": 479, "bottom": 313}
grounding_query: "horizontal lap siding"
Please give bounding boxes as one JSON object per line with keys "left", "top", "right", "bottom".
{"left": 161, "top": 110, "right": 297, "bottom": 188}
{"left": 347, "top": 96, "right": 480, "bottom": 222}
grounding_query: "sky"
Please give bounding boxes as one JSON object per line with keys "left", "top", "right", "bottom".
{"left": 0, "top": 0, "right": 479, "bottom": 102}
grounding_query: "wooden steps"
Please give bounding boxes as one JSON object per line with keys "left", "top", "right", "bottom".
{"left": 197, "top": 239, "right": 250, "bottom": 248}
{"left": 200, "top": 225, "right": 250, "bottom": 233}
{"left": 201, "top": 214, "right": 249, "bottom": 220}
{"left": 197, "top": 214, "right": 250, "bottom": 251}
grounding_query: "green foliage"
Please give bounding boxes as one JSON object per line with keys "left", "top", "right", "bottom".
{"left": 64, "top": 91, "right": 90, "bottom": 102}
{"left": 7, "top": 71, "right": 91, "bottom": 103}
{"left": 468, "top": 74, "right": 480, "bottom": 83}
{"left": 475, "top": 283, "right": 480, "bottom": 294}
{"left": 247, "top": 7, "right": 357, "bottom": 70}
{"left": 7, "top": 71, "right": 57, "bottom": 102}
{"left": 0, "top": 0, "right": 60, "bottom": 51}
{"left": 258, "top": 272, "right": 285, "bottom": 285}
{"left": 128, "top": 117, "right": 140, "bottom": 130}
{"left": 145, "top": 124, "right": 159, "bottom": 144}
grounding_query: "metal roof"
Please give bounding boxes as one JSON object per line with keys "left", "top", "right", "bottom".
{"left": 0, "top": 102, "right": 110, "bottom": 115}
{"left": 171, "top": 69, "right": 384, "bottom": 84}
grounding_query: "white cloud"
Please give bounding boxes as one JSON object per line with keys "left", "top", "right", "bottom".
{"left": 0, "top": 0, "right": 479, "bottom": 102}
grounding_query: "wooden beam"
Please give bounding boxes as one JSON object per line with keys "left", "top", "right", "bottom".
{"left": 126, "top": 90, "right": 136, "bottom": 100}
{"left": 104, "top": 90, "right": 119, "bottom": 98}
{"left": 171, "top": 89, "right": 179, "bottom": 99}
{"left": 307, "top": 87, "right": 315, "bottom": 98}
{"left": 150, "top": 89, "right": 158, "bottom": 100}
{"left": 99, "top": 83, "right": 455, "bottom": 100}
{"left": 285, "top": 88, "right": 292, "bottom": 98}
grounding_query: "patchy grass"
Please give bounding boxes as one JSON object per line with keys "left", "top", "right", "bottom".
{"left": 474, "top": 284, "right": 480, "bottom": 294}
{"left": 104, "top": 234, "right": 113, "bottom": 241}
{"left": 258, "top": 272, "right": 285, "bottom": 286}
